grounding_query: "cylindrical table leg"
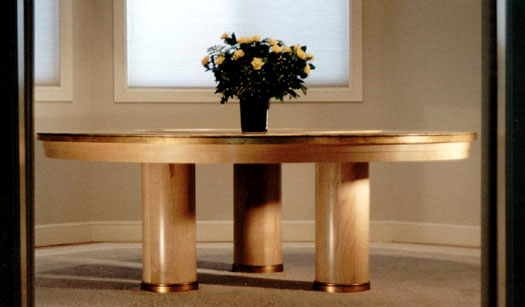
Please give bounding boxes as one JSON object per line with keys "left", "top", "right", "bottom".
{"left": 233, "top": 164, "right": 283, "bottom": 273}
{"left": 141, "top": 163, "right": 198, "bottom": 292}
{"left": 314, "top": 162, "right": 370, "bottom": 292}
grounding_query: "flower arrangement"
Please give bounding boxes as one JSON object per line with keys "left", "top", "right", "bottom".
{"left": 202, "top": 33, "right": 315, "bottom": 104}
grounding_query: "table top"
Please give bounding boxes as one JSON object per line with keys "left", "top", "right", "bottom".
{"left": 37, "top": 129, "right": 476, "bottom": 144}
{"left": 37, "top": 129, "right": 476, "bottom": 164}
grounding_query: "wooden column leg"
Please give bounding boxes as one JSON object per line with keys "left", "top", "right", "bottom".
{"left": 141, "top": 163, "right": 198, "bottom": 292}
{"left": 314, "top": 162, "right": 370, "bottom": 292}
{"left": 233, "top": 164, "right": 283, "bottom": 273}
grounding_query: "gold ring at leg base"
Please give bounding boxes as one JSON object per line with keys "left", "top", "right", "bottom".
{"left": 313, "top": 281, "right": 370, "bottom": 293}
{"left": 232, "top": 263, "right": 284, "bottom": 273}
{"left": 140, "top": 281, "right": 198, "bottom": 293}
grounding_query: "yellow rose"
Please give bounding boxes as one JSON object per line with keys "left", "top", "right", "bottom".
{"left": 215, "top": 55, "right": 225, "bottom": 65}
{"left": 271, "top": 45, "right": 282, "bottom": 53}
{"left": 233, "top": 49, "right": 245, "bottom": 60}
{"left": 251, "top": 57, "right": 264, "bottom": 70}
{"left": 237, "top": 36, "right": 248, "bottom": 44}
{"left": 201, "top": 56, "right": 209, "bottom": 65}
{"left": 293, "top": 44, "right": 301, "bottom": 51}
{"left": 221, "top": 32, "right": 229, "bottom": 39}
{"left": 283, "top": 46, "right": 292, "bottom": 53}
{"left": 297, "top": 48, "right": 307, "bottom": 60}
{"left": 252, "top": 35, "right": 261, "bottom": 42}
{"left": 307, "top": 53, "right": 314, "bottom": 61}
{"left": 268, "top": 38, "right": 278, "bottom": 46}
{"left": 304, "top": 65, "right": 311, "bottom": 74}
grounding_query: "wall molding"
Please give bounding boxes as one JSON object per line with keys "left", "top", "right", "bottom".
{"left": 35, "top": 220, "right": 481, "bottom": 248}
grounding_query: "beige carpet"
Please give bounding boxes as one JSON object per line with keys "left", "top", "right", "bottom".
{"left": 35, "top": 243, "right": 480, "bottom": 306}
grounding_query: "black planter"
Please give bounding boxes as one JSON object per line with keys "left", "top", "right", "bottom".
{"left": 239, "top": 100, "right": 269, "bottom": 132}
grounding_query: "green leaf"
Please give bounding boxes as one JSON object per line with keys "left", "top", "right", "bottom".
{"left": 300, "top": 85, "right": 307, "bottom": 95}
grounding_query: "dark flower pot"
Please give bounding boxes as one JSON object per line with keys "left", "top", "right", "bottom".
{"left": 239, "top": 99, "right": 269, "bottom": 132}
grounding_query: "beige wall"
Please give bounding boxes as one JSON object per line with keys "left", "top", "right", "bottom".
{"left": 35, "top": 0, "right": 481, "bottom": 245}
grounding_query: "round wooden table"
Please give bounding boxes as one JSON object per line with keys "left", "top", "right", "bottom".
{"left": 37, "top": 129, "right": 476, "bottom": 293}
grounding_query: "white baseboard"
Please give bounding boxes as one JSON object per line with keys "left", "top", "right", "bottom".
{"left": 36, "top": 222, "right": 93, "bottom": 246}
{"left": 370, "top": 221, "right": 480, "bottom": 247}
{"left": 35, "top": 220, "right": 480, "bottom": 248}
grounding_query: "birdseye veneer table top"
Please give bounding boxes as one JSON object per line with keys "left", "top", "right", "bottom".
{"left": 37, "top": 129, "right": 476, "bottom": 164}
{"left": 37, "top": 129, "right": 476, "bottom": 144}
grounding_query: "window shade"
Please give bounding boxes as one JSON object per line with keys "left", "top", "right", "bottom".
{"left": 35, "top": 0, "right": 60, "bottom": 85}
{"left": 126, "top": 0, "right": 349, "bottom": 88}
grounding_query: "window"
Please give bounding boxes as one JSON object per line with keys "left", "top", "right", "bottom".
{"left": 34, "top": 0, "right": 73, "bottom": 101}
{"left": 114, "top": 0, "right": 362, "bottom": 103}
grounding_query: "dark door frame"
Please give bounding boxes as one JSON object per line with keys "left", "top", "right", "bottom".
{"left": 481, "top": 0, "right": 498, "bottom": 306}
{"left": 0, "top": 0, "right": 34, "bottom": 306}
{"left": 504, "top": 0, "right": 525, "bottom": 306}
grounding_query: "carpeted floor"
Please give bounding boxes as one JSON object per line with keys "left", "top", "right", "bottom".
{"left": 35, "top": 242, "right": 480, "bottom": 306}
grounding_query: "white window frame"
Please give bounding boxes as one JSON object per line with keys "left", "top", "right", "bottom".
{"left": 35, "top": 0, "right": 73, "bottom": 102}
{"left": 113, "top": 0, "right": 362, "bottom": 103}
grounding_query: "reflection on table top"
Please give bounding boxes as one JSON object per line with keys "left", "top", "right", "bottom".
{"left": 37, "top": 129, "right": 476, "bottom": 145}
